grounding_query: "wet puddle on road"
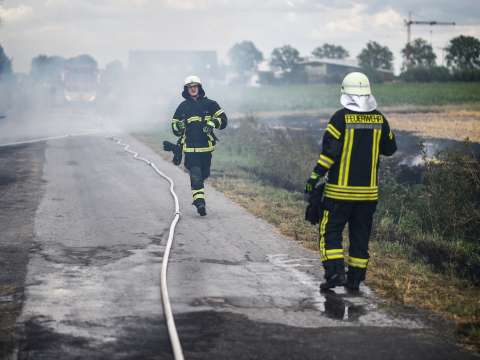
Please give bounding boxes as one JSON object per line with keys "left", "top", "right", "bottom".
{"left": 18, "top": 239, "right": 167, "bottom": 345}
{"left": 177, "top": 253, "right": 423, "bottom": 329}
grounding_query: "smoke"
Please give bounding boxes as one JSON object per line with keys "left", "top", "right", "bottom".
{"left": 1, "top": 1, "right": 480, "bottom": 145}
{"left": 0, "top": 48, "right": 227, "bottom": 146}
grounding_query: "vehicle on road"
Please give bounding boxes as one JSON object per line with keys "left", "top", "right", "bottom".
{"left": 63, "top": 55, "right": 98, "bottom": 103}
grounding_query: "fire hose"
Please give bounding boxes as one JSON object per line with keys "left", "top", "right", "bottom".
{"left": 0, "top": 134, "right": 185, "bottom": 359}
{"left": 111, "top": 137, "right": 184, "bottom": 360}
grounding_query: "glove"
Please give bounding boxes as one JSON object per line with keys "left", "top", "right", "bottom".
{"left": 305, "top": 177, "right": 318, "bottom": 194}
{"left": 163, "top": 140, "right": 175, "bottom": 151}
{"left": 203, "top": 120, "right": 216, "bottom": 133}
{"left": 163, "top": 141, "right": 183, "bottom": 166}
{"left": 175, "top": 121, "right": 185, "bottom": 132}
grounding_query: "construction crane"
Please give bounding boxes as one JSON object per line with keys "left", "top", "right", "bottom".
{"left": 404, "top": 12, "right": 456, "bottom": 44}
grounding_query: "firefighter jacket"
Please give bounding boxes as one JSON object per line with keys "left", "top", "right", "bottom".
{"left": 171, "top": 86, "right": 227, "bottom": 153}
{"left": 310, "top": 108, "right": 397, "bottom": 202}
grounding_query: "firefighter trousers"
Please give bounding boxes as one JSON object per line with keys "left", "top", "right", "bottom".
{"left": 184, "top": 152, "right": 212, "bottom": 206}
{"left": 319, "top": 199, "right": 377, "bottom": 280}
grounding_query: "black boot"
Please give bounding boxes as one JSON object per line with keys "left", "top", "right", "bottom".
{"left": 345, "top": 267, "right": 366, "bottom": 292}
{"left": 197, "top": 204, "right": 207, "bottom": 216}
{"left": 320, "top": 259, "right": 346, "bottom": 291}
{"left": 193, "top": 199, "right": 207, "bottom": 216}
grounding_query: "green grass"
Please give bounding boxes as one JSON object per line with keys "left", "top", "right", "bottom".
{"left": 209, "top": 82, "right": 480, "bottom": 113}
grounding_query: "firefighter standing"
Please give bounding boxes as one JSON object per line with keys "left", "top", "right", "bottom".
{"left": 305, "top": 72, "right": 397, "bottom": 291}
{"left": 171, "top": 75, "right": 228, "bottom": 216}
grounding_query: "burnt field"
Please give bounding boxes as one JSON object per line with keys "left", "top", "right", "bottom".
{"left": 255, "top": 109, "right": 480, "bottom": 174}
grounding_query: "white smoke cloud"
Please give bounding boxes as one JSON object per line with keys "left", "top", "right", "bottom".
{"left": 0, "top": 4, "right": 33, "bottom": 23}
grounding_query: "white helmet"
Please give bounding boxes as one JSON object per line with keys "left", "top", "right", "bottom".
{"left": 341, "top": 72, "right": 371, "bottom": 96}
{"left": 184, "top": 75, "right": 202, "bottom": 87}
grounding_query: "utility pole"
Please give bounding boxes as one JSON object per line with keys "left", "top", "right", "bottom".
{"left": 404, "top": 12, "right": 456, "bottom": 44}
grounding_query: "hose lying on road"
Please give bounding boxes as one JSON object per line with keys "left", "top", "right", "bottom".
{"left": 111, "top": 137, "right": 184, "bottom": 360}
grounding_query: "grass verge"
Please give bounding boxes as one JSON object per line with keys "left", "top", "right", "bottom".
{"left": 209, "top": 82, "right": 480, "bottom": 113}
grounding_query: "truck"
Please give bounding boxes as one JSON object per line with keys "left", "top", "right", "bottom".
{"left": 63, "top": 55, "right": 98, "bottom": 103}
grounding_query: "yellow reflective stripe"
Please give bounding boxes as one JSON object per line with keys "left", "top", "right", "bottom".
{"left": 326, "top": 124, "right": 341, "bottom": 139}
{"left": 319, "top": 210, "right": 329, "bottom": 262}
{"left": 324, "top": 248, "right": 344, "bottom": 261}
{"left": 310, "top": 171, "right": 320, "bottom": 180}
{"left": 343, "top": 129, "right": 354, "bottom": 186}
{"left": 318, "top": 154, "right": 334, "bottom": 169}
{"left": 324, "top": 192, "right": 378, "bottom": 201}
{"left": 338, "top": 129, "right": 350, "bottom": 186}
{"left": 172, "top": 119, "right": 182, "bottom": 131}
{"left": 214, "top": 109, "right": 225, "bottom": 117}
{"left": 325, "top": 249, "right": 344, "bottom": 255}
{"left": 325, "top": 184, "right": 378, "bottom": 194}
{"left": 324, "top": 191, "right": 378, "bottom": 198}
{"left": 187, "top": 116, "right": 202, "bottom": 123}
{"left": 370, "top": 128, "right": 381, "bottom": 187}
{"left": 193, "top": 193, "right": 205, "bottom": 200}
{"left": 317, "top": 158, "right": 332, "bottom": 169}
{"left": 375, "top": 128, "right": 381, "bottom": 186}
{"left": 320, "top": 154, "right": 334, "bottom": 165}
{"left": 348, "top": 257, "right": 369, "bottom": 268}
{"left": 192, "top": 189, "right": 204, "bottom": 196}
{"left": 212, "top": 117, "right": 222, "bottom": 128}
{"left": 389, "top": 130, "right": 394, "bottom": 140}
{"left": 183, "top": 145, "right": 215, "bottom": 153}
{"left": 326, "top": 183, "right": 378, "bottom": 189}
{"left": 339, "top": 128, "right": 354, "bottom": 186}
{"left": 325, "top": 254, "right": 344, "bottom": 260}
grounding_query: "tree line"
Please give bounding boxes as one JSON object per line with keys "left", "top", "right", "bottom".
{"left": 0, "top": 35, "right": 479, "bottom": 85}
{"left": 228, "top": 35, "right": 480, "bottom": 83}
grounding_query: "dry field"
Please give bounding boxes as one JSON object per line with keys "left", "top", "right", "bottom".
{"left": 387, "top": 109, "right": 480, "bottom": 142}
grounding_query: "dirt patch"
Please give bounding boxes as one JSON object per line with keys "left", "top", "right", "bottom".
{"left": 0, "top": 143, "right": 46, "bottom": 358}
{"left": 32, "top": 242, "right": 139, "bottom": 267}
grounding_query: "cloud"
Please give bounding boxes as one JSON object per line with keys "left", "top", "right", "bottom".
{"left": 324, "top": 4, "right": 367, "bottom": 33}
{"left": 373, "top": 8, "right": 403, "bottom": 28}
{"left": 0, "top": 4, "right": 33, "bottom": 23}
{"left": 2, "top": 0, "right": 480, "bottom": 74}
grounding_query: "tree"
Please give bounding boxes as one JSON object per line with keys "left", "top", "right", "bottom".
{"left": 401, "top": 38, "right": 436, "bottom": 69}
{"left": 400, "top": 66, "right": 451, "bottom": 82}
{"left": 31, "top": 55, "right": 65, "bottom": 82}
{"left": 357, "top": 41, "right": 393, "bottom": 71}
{"left": 0, "top": 45, "right": 12, "bottom": 79}
{"left": 312, "top": 43, "right": 349, "bottom": 60}
{"left": 228, "top": 41, "right": 263, "bottom": 75}
{"left": 66, "top": 54, "right": 98, "bottom": 69}
{"left": 445, "top": 35, "right": 480, "bottom": 70}
{"left": 101, "top": 60, "right": 123, "bottom": 87}
{"left": 104, "top": 60, "right": 123, "bottom": 77}
{"left": 270, "top": 45, "right": 302, "bottom": 72}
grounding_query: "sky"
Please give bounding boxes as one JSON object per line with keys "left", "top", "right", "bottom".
{"left": 2, "top": 0, "right": 480, "bottom": 74}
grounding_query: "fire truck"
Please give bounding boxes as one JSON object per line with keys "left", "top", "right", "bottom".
{"left": 63, "top": 55, "right": 98, "bottom": 103}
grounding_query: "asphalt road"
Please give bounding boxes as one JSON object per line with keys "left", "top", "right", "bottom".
{"left": 0, "top": 109, "right": 477, "bottom": 359}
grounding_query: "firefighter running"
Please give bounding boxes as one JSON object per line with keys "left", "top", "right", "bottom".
{"left": 305, "top": 72, "right": 397, "bottom": 292}
{"left": 170, "top": 75, "right": 228, "bottom": 216}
